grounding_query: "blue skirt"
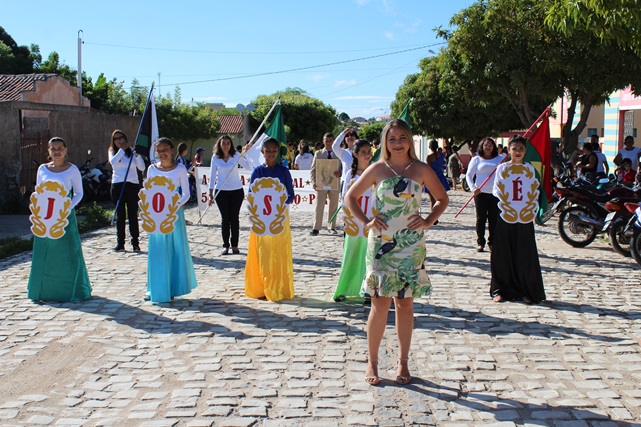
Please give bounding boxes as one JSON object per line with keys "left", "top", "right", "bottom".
{"left": 147, "top": 208, "right": 197, "bottom": 303}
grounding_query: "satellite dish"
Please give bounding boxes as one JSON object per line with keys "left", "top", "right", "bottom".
{"left": 246, "top": 104, "right": 255, "bottom": 112}
{"left": 236, "top": 103, "right": 245, "bottom": 113}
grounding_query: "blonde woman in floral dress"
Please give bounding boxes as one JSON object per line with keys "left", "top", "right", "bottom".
{"left": 345, "top": 119, "right": 448, "bottom": 386}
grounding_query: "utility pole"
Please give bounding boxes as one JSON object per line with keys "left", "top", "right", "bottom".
{"left": 158, "top": 72, "right": 161, "bottom": 96}
{"left": 77, "top": 30, "right": 83, "bottom": 106}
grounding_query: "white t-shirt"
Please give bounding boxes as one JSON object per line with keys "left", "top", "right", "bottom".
{"left": 37, "top": 164, "right": 84, "bottom": 209}
{"left": 618, "top": 147, "right": 641, "bottom": 170}
{"left": 295, "top": 153, "right": 314, "bottom": 170}
{"left": 595, "top": 151, "right": 607, "bottom": 174}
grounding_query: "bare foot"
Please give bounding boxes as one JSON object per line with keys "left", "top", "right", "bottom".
{"left": 493, "top": 295, "right": 504, "bottom": 302}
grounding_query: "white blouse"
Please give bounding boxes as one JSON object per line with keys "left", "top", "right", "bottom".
{"left": 36, "top": 164, "right": 84, "bottom": 209}
{"left": 147, "top": 163, "right": 190, "bottom": 205}
{"left": 209, "top": 152, "right": 251, "bottom": 191}
{"left": 332, "top": 130, "right": 353, "bottom": 183}
{"left": 466, "top": 153, "right": 506, "bottom": 194}
{"left": 109, "top": 149, "right": 145, "bottom": 184}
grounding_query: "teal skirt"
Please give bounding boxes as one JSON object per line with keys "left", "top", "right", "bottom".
{"left": 147, "top": 208, "right": 198, "bottom": 303}
{"left": 333, "top": 235, "right": 367, "bottom": 300}
{"left": 27, "top": 209, "right": 92, "bottom": 302}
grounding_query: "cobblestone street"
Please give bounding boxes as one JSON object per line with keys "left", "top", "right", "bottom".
{"left": 1, "top": 190, "right": 640, "bottom": 427}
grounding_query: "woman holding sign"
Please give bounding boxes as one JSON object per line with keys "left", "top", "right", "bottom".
{"left": 345, "top": 119, "right": 448, "bottom": 386}
{"left": 244, "top": 138, "right": 295, "bottom": 302}
{"left": 142, "top": 137, "right": 197, "bottom": 303}
{"left": 208, "top": 135, "right": 252, "bottom": 255}
{"left": 490, "top": 135, "right": 545, "bottom": 304}
{"left": 27, "top": 137, "right": 91, "bottom": 302}
{"left": 333, "top": 139, "right": 373, "bottom": 302}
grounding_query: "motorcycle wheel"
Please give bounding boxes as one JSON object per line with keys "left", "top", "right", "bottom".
{"left": 630, "top": 226, "right": 641, "bottom": 266}
{"left": 557, "top": 206, "right": 598, "bottom": 248}
{"left": 462, "top": 178, "right": 470, "bottom": 192}
{"left": 540, "top": 207, "right": 556, "bottom": 224}
{"left": 609, "top": 219, "right": 631, "bottom": 257}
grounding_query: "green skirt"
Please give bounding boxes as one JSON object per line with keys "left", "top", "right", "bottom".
{"left": 27, "top": 209, "right": 92, "bottom": 302}
{"left": 333, "top": 235, "right": 367, "bottom": 300}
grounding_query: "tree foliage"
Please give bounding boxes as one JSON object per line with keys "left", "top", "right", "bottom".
{"left": 396, "top": 0, "right": 641, "bottom": 154}
{"left": 358, "top": 122, "right": 386, "bottom": 142}
{"left": 0, "top": 27, "right": 34, "bottom": 73}
{"left": 545, "top": 0, "right": 641, "bottom": 56}
{"left": 250, "top": 88, "right": 338, "bottom": 144}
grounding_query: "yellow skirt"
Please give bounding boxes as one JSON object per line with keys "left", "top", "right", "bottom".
{"left": 244, "top": 216, "right": 294, "bottom": 302}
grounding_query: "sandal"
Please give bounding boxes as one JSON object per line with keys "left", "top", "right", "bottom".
{"left": 395, "top": 358, "right": 411, "bottom": 385}
{"left": 365, "top": 358, "right": 381, "bottom": 385}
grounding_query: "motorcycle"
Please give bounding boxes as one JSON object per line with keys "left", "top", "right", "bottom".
{"left": 627, "top": 203, "right": 641, "bottom": 266}
{"left": 602, "top": 197, "right": 640, "bottom": 256}
{"left": 556, "top": 183, "right": 640, "bottom": 248}
{"left": 79, "top": 150, "right": 112, "bottom": 202}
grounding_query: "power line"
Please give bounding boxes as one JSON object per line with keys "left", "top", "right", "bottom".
{"left": 158, "top": 44, "right": 444, "bottom": 87}
{"left": 84, "top": 41, "right": 441, "bottom": 56}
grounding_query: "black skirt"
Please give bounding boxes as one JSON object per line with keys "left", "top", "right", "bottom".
{"left": 490, "top": 218, "right": 546, "bottom": 303}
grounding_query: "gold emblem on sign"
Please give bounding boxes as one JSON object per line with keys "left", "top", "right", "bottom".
{"left": 29, "top": 181, "right": 71, "bottom": 239}
{"left": 247, "top": 178, "right": 288, "bottom": 236}
{"left": 139, "top": 176, "right": 181, "bottom": 234}
{"left": 496, "top": 164, "right": 538, "bottom": 223}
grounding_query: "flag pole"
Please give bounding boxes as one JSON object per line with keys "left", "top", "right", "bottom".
{"left": 112, "top": 82, "right": 155, "bottom": 225}
{"left": 197, "top": 98, "right": 281, "bottom": 224}
{"left": 453, "top": 106, "right": 551, "bottom": 219}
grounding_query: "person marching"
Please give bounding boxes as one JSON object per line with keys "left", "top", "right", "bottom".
{"left": 244, "top": 138, "right": 296, "bottom": 301}
{"left": 109, "top": 130, "right": 145, "bottom": 252}
{"left": 333, "top": 139, "right": 373, "bottom": 302}
{"left": 345, "top": 119, "right": 448, "bottom": 386}
{"left": 490, "top": 135, "right": 546, "bottom": 304}
{"left": 28, "top": 137, "right": 92, "bottom": 302}
{"left": 144, "top": 137, "right": 197, "bottom": 303}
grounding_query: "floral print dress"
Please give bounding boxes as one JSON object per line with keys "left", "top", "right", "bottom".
{"left": 361, "top": 172, "right": 431, "bottom": 299}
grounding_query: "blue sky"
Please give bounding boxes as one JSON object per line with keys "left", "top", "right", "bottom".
{"left": 4, "top": 0, "right": 474, "bottom": 119}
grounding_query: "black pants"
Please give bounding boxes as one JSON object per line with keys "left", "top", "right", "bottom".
{"left": 474, "top": 192, "right": 500, "bottom": 247}
{"left": 111, "top": 182, "right": 140, "bottom": 246}
{"left": 215, "top": 188, "right": 244, "bottom": 248}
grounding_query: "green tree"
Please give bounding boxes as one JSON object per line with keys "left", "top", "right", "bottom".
{"left": 358, "top": 122, "right": 386, "bottom": 142}
{"left": 434, "top": 0, "right": 641, "bottom": 154}
{"left": 250, "top": 87, "right": 338, "bottom": 144}
{"left": 0, "top": 27, "right": 35, "bottom": 73}
{"left": 154, "top": 86, "right": 220, "bottom": 141}
{"left": 545, "top": 0, "right": 641, "bottom": 56}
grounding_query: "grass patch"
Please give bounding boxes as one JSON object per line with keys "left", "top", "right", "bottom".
{"left": 0, "top": 202, "right": 114, "bottom": 260}
{"left": 0, "top": 236, "right": 33, "bottom": 259}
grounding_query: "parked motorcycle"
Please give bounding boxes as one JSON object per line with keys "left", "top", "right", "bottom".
{"left": 602, "top": 197, "right": 640, "bottom": 256}
{"left": 627, "top": 204, "right": 641, "bottom": 265}
{"left": 79, "top": 150, "right": 112, "bottom": 202}
{"left": 556, "top": 183, "right": 639, "bottom": 248}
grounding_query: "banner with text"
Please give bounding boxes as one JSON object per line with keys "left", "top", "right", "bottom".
{"left": 195, "top": 167, "right": 323, "bottom": 213}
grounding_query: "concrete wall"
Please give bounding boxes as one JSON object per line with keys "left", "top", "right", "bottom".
{"left": 0, "top": 101, "right": 141, "bottom": 211}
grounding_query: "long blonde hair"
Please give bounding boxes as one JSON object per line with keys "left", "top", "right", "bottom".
{"left": 380, "top": 119, "right": 417, "bottom": 161}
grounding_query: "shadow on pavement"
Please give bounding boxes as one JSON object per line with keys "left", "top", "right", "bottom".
{"left": 415, "top": 303, "right": 628, "bottom": 343}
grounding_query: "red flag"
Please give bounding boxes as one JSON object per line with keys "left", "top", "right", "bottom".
{"left": 526, "top": 113, "right": 552, "bottom": 203}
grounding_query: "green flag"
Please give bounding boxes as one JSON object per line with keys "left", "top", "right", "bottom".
{"left": 399, "top": 98, "right": 412, "bottom": 127}
{"left": 265, "top": 103, "right": 288, "bottom": 165}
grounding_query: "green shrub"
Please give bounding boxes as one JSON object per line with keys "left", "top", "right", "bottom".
{"left": 76, "top": 202, "right": 114, "bottom": 234}
{"left": 0, "top": 236, "right": 33, "bottom": 259}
